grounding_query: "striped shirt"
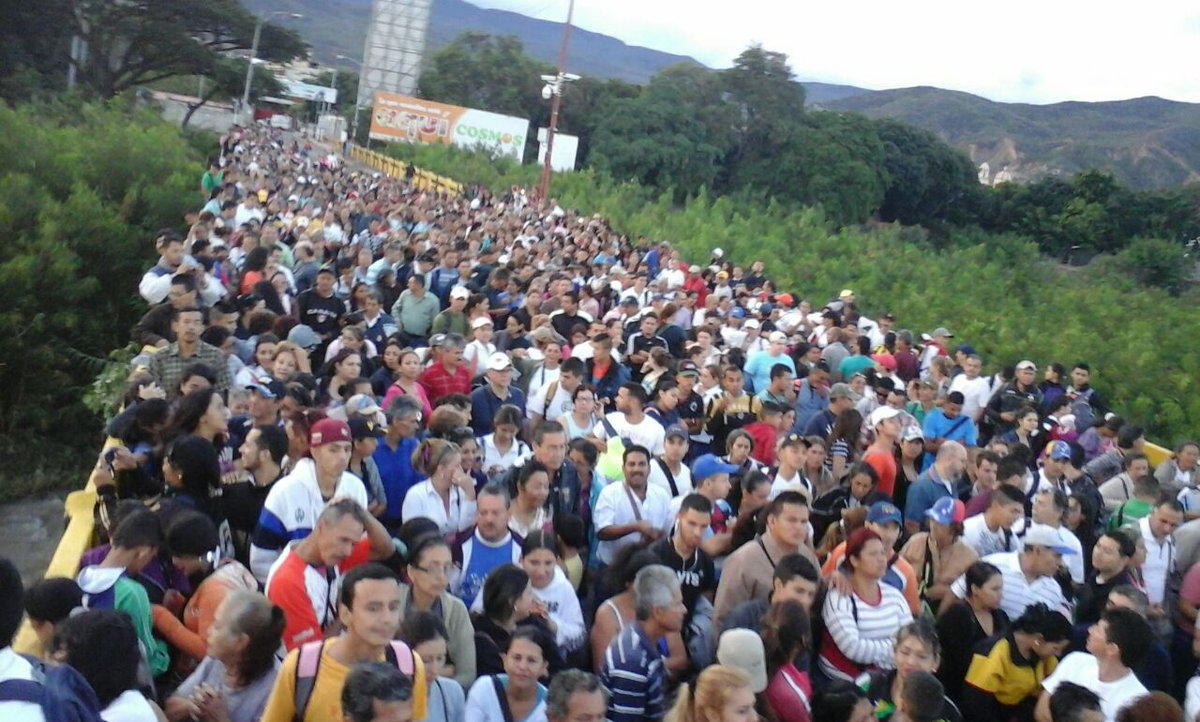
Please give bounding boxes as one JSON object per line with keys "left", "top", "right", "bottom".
{"left": 950, "top": 551, "right": 1069, "bottom": 620}
{"left": 601, "top": 623, "right": 665, "bottom": 722}
{"left": 818, "top": 584, "right": 913, "bottom": 681}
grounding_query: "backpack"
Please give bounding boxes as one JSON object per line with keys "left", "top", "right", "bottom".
{"left": 293, "top": 639, "right": 415, "bottom": 722}
{"left": 1070, "top": 388, "right": 1096, "bottom": 433}
{"left": 0, "top": 656, "right": 104, "bottom": 722}
{"left": 596, "top": 415, "right": 631, "bottom": 482}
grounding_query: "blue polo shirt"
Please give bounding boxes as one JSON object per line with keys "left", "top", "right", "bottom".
{"left": 470, "top": 384, "right": 527, "bottom": 435}
{"left": 904, "top": 466, "right": 955, "bottom": 527}
{"left": 372, "top": 436, "right": 422, "bottom": 523}
{"left": 921, "top": 409, "right": 977, "bottom": 466}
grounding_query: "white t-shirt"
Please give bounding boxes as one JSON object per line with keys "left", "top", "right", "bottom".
{"left": 593, "top": 481, "right": 672, "bottom": 565}
{"left": 1041, "top": 652, "right": 1146, "bottom": 722}
{"left": 948, "top": 375, "right": 992, "bottom": 421}
{"left": 648, "top": 458, "right": 693, "bottom": 498}
{"left": 527, "top": 379, "right": 573, "bottom": 422}
{"left": 102, "top": 690, "right": 159, "bottom": 722}
{"left": 770, "top": 469, "right": 813, "bottom": 503}
{"left": 593, "top": 412, "right": 666, "bottom": 456}
{"left": 961, "top": 514, "right": 1018, "bottom": 558}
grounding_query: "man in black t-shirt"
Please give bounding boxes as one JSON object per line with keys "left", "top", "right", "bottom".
{"left": 225, "top": 425, "right": 287, "bottom": 565}
{"left": 650, "top": 493, "right": 717, "bottom": 670}
{"left": 296, "top": 266, "right": 347, "bottom": 346}
{"left": 675, "top": 361, "right": 707, "bottom": 461}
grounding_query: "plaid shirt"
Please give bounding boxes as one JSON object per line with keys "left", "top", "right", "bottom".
{"left": 148, "top": 341, "right": 232, "bottom": 399}
{"left": 419, "top": 360, "right": 472, "bottom": 406}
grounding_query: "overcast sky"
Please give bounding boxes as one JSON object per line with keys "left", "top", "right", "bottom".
{"left": 469, "top": 0, "right": 1200, "bottom": 104}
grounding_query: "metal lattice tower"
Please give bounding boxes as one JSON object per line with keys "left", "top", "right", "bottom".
{"left": 356, "top": 0, "right": 432, "bottom": 109}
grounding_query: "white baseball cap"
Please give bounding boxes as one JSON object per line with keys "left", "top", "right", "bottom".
{"left": 869, "top": 406, "right": 902, "bottom": 427}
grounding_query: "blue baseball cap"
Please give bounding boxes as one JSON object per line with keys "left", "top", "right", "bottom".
{"left": 691, "top": 454, "right": 738, "bottom": 482}
{"left": 1046, "top": 440, "right": 1072, "bottom": 461}
{"left": 730, "top": 306, "right": 746, "bottom": 320}
{"left": 926, "top": 497, "right": 966, "bottom": 526}
{"left": 867, "top": 501, "right": 903, "bottom": 526}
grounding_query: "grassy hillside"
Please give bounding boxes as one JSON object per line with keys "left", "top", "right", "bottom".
{"left": 827, "top": 87, "right": 1200, "bottom": 189}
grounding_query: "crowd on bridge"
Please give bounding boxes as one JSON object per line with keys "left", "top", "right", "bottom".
{"left": 4, "top": 123, "right": 1200, "bottom": 722}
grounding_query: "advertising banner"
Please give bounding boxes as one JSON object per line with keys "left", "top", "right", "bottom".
{"left": 282, "top": 80, "right": 338, "bottom": 104}
{"left": 537, "top": 128, "right": 579, "bottom": 172}
{"left": 369, "top": 91, "right": 529, "bottom": 162}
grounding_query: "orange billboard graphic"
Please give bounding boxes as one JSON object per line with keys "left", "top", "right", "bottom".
{"left": 369, "top": 91, "right": 529, "bottom": 162}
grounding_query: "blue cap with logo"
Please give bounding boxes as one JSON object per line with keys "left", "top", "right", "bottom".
{"left": 867, "top": 500, "right": 903, "bottom": 526}
{"left": 691, "top": 454, "right": 739, "bottom": 482}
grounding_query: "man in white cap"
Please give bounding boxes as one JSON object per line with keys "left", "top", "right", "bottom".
{"left": 949, "top": 522, "right": 1074, "bottom": 619}
{"left": 918, "top": 326, "right": 953, "bottom": 380}
{"left": 744, "top": 330, "right": 796, "bottom": 395}
{"left": 469, "top": 352, "right": 525, "bottom": 435}
{"left": 462, "top": 316, "right": 496, "bottom": 378}
{"left": 863, "top": 406, "right": 904, "bottom": 498}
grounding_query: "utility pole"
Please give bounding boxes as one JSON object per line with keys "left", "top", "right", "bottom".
{"left": 241, "top": 19, "right": 263, "bottom": 122}
{"left": 537, "top": 0, "right": 575, "bottom": 203}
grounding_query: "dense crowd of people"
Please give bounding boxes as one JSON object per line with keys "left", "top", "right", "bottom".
{"left": 3, "top": 123, "right": 1200, "bottom": 722}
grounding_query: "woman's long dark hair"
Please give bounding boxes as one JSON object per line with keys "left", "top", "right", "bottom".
{"left": 163, "top": 387, "right": 220, "bottom": 443}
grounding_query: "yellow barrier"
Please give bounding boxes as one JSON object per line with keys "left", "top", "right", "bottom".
{"left": 349, "top": 144, "right": 464, "bottom": 195}
{"left": 12, "top": 442, "right": 111, "bottom": 656}
{"left": 1145, "top": 442, "right": 1172, "bottom": 470}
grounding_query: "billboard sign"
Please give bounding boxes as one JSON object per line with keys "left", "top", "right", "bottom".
{"left": 369, "top": 92, "right": 529, "bottom": 162}
{"left": 537, "top": 128, "right": 579, "bottom": 172}
{"left": 282, "top": 80, "right": 338, "bottom": 104}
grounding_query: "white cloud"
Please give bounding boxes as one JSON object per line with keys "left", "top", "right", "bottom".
{"left": 468, "top": 0, "right": 1200, "bottom": 104}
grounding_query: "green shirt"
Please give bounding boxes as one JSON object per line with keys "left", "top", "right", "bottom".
{"left": 839, "top": 354, "right": 876, "bottom": 380}
{"left": 115, "top": 577, "right": 170, "bottom": 676}
{"left": 201, "top": 170, "right": 223, "bottom": 194}
{"left": 1109, "top": 498, "right": 1152, "bottom": 530}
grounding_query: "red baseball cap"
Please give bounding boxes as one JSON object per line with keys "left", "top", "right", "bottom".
{"left": 310, "top": 418, "right": 351, "bottom": 448}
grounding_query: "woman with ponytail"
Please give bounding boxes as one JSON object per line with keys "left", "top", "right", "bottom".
{"left": 151, "top": 510, "right": 258, "bottom": 673}
{"left": 665, "top": 664, "right": 758, "bottom": 722}
{"left": 403, "top": 437, "right": 478, "bottom": 540}
{"left": 165, "top": 589, "right": 286, "bottom": 722}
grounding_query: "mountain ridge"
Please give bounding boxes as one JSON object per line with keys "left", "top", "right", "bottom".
{"left": 249, "top": 0, "right": 1200, "bottom": 189}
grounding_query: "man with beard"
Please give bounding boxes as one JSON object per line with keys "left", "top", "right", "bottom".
{"left": 225, "top": 424, "right": 288, "bottom": 565}
{"left": 594, "top": 446, "right": 672, "bottom": 566}
{"left": 148, "top": 305, "right": 231, "bottom": 398}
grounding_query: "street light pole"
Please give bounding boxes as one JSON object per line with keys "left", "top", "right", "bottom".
{"left": 537, "top": 0, "right": 575, "bottom": 203}
{"left": 240, "top": 18, "right": 263, "bottom": 122}
{"left": 335, "top": 54, "right": 364, "bottom": 146}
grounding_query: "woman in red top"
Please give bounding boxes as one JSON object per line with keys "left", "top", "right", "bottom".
{"left": 764, "top": 599, "right": 813, "bottom": 722}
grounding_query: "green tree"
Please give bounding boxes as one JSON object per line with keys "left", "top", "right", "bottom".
{"left": 720, "top": 45, "right": 807, "bottom": 191}
{"left": 0, "top": 0, "right": 307, "bottom": 100}
{"left": 418, "top": 33, "right": 552, "bottom": 121}
{"left": 1118, "top": 237, "right": 1191, "bottom": 295}
{"left": 0, "top": 102, "right": 201, "bottom": 481}
{"left": 588, "top": 64, "right": 734, "bottom": 199}
{"left": 873, "top": 118, "right": 980, "bottom": 226}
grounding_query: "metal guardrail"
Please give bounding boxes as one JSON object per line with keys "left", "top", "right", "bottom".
{"left": 13, "top": 440, "right": 113, "bottom": 656}
{"left": 349, "top": 145, "right": 464, "bottom": 195}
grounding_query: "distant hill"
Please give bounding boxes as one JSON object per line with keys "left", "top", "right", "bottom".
{"left": 826, "top": 86, "right": 1200, "bottom": 189}
{"left": 248, "top": 0, "right": 1200, "bottom": 190}
{"left": 246, "top": 0, "right": 702, "bottom": 85}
